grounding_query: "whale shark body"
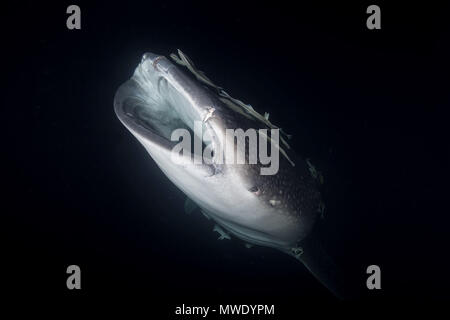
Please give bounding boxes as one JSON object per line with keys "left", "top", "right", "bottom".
{"left": 114, "top": 50, "right": 345, "bottom": 298}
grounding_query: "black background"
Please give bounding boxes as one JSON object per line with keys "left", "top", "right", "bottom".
{"left": 3, "top": 0, "right": 450, "bottom": 314}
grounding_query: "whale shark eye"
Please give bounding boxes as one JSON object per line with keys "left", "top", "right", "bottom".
{"left": 249, "top": 186, "right": 260, "bottom": 194}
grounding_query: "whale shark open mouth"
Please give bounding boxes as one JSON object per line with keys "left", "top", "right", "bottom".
{"left": 123, "top": 95, "right": 192, "bottom": 142}
{"left": 115, "top": 55, "right": 205, "bottom": 151}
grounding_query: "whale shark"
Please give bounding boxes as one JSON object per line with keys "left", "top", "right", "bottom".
{"left": 114, "top": 50, "right": 348, "bottom": 298}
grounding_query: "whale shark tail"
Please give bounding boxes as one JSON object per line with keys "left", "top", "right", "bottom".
{"left": 294, "top": 233, "right": 360, "bottom": 300}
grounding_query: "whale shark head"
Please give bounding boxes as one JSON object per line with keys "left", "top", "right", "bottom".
{"left": 114, "top": 50, "right": 321, "bottom": 256}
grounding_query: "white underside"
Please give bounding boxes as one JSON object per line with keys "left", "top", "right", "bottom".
{"left": 133, "top": 132, "right": 300, "bottom": 251}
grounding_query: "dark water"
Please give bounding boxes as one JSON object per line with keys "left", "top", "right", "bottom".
{"left": 4, "top": 1, "right": 449, "bottom": 313}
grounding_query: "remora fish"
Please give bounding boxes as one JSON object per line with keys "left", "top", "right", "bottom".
{"left": 114, "top": 50, "right": 346, "bottom": 298}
